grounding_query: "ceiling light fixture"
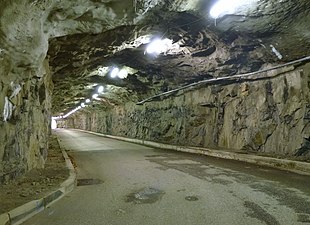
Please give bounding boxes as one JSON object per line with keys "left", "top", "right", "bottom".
{"left": 210, "top": 0, "right": 258, "bottom": 19}
{"left": 146, "top": 38, "right": 174, "bottom": 55}
{"left": 117, "top": 69, "right": 128, "bottom": 79}
{"left": 63, "top": 106, "right": 81, "bottom": 118}
{"left": 97, "top": 86, "right": 104, "bottom": 93}
{"left": 110, "top": 67, "right": 119, "bottom": 78}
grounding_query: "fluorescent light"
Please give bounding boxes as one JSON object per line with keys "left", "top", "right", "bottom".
{"left": 97, "top": 86, "right": 104, "bottom": 93}
{"left": 110, "top": 67, "right": 119, "bottom": 78}
{"left": 63, "top": 106, "right": 81, "bottom": 118}
{"left": 51, "top": 118, "right": 57, "bottom": 129}
{"left": 210, "top": 0, "right": 258, "bottom": 19}
{"left": 117, "top": 69, "right": 128, "bottom": 79}
{"left": 146, "top": 38, "right": 173, "bottom": 55}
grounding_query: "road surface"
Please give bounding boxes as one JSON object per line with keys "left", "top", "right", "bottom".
{"left": 23, "top": 129, "right": 310, "bottom": 225}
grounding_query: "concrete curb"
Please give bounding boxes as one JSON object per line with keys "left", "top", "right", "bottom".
{"left": 77, "top": 129, "right": 310, "bottom": 176}
{"left": 0, "top": 137, "right": 76, "bottom": 225}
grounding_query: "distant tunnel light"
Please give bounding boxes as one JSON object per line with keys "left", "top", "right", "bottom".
{"left": 210, "top": 0, "right": 258, "bottom": 19}
{"left": 97, "top": 86, "right": 104, "bottom": 93}
{"left": 110, "top": 67, "right": 119, "bottom": 78}
{"left": 51, "top": 118, "right": 57, "bottom": 129}
{"left": 109, "top": 67, "right": 128, "bottom": 79}
{"left": 62, "top": 106, "right": 82, "bottom": 119}
{"left": 146, "top": 38, "right": 173, "bottom": 55}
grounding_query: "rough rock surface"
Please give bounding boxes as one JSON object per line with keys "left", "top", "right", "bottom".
{"left": 0, "top": 0, "right": 309, "bottom": 182}
{"left": 0, "top": 60, "right": 52, "bottom": 183}
{"left": 67, "top": 63, "right": 310, "bottom": 158}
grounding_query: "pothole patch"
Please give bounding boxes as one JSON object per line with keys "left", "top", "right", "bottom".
{"left": 185, "top": 196, "right": 199, "bottom": 201}
{"left": 77, "top": 178, "right": 103, "bottom": 186}
{"left": 126, "top": 187, "right": 165, "bottom": 204}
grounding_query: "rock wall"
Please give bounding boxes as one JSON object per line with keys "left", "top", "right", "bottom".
{"left": 67, "top": 63, "right": 310, "bottom": 159}
{"left": 0, "top": 59, "right": 52, "bottom": 184}
{"left": 0, "top": 1, "right": 56, "bottom": 184}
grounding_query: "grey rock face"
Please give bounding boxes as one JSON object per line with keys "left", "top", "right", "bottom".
{"left": 68, "top": 63, "right": 310, "bottom": 158}
{"left": 0, "top": 60, "right": 52, "bottom": 184}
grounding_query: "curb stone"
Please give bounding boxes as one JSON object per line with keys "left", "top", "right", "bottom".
{"left": 0, "top": 137, "right": 76, "bottom": 225}
{"left": 77, "top": 129, "right": 310, "bottom": 176}
{"left": 0, "top": 214, "right": 9, "bottom": 225}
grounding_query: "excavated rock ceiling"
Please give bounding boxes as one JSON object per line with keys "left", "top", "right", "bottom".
{"left": 2, "top": 0, "right": 310, "bottom": 115}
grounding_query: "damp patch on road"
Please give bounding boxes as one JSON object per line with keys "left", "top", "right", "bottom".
{"left": 77, "top": 178, "right": 103, "bottom": 186}
{"left": 165, "top": 160, "right": 201, "bottom": 165}
{"left": 126, "top": 187, "right": 165, "bottom": 204}
{"left": 244, "top": 201, "right": 280, "bottom": 225}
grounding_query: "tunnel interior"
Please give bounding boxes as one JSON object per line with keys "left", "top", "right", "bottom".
{"left": 0, "top": 0, "right": 310, "bottom": 183}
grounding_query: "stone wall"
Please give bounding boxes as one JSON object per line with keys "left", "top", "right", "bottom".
{"left": 67, "top": 63, "right": 310, "bottom": 159}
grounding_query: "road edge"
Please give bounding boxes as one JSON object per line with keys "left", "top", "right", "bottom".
{"left": 76, "top": 129, "right": 310, "bottom": 176}
{"left": 0, "top": 136, "right": 77, "bottom": 225}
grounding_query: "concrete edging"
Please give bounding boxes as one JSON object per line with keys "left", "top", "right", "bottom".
{"left": 77, "top": 129, "right": 310, "bottom": 176}
{"left": 0, "top": 137, "right": 76, "bottom": 225}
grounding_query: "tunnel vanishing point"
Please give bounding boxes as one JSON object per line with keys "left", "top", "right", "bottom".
{"left": 0, "top": 0, "right": 310, "bottom": 183}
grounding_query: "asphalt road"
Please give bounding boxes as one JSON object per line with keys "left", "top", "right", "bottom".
{"left": 23, "top": 129, "right": 310, "bottom": 225}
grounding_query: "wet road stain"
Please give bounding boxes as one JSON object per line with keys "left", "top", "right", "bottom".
{"left": 298, "top": 213, "right": 310, "bottom": 223}
{"left": 250, "top": 183, "right": 310, "bottom": 217}
{"left": 77, "top": 178, "right": 103, "bottom": 186}
{"left": 244, "top": 201, "right": 280, "bottom": 225}
{"left": 145, "top": 149, "right": 310, "bottom": 194}
{"left": 185, "top": 196, "right": 199, "bottom": 201}
{"left": 126, "top": 187, "right": 165, "bottom": 204}
{"left": 145, "top": 149, "right": 310, "bottom": 221}
{"left": 211, "top": 178, "right": 233, "bottom": 185}
{"left": 146, "top": 152, "right": 237, "bottom": 185}
{"left": 177, "top": 189, "right": 186, "bottom": 192}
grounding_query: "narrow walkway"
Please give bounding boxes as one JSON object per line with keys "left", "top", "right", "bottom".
{"left": 23, "top": 129, "right": 310, "bottom": 225}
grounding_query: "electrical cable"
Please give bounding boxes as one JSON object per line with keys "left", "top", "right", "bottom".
{"left": 136, "top": 55, "right": 310, "bottom": 105}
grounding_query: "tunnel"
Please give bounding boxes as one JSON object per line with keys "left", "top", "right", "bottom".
{"left": 0, "top": 0, "right": 310, "bottom": 224}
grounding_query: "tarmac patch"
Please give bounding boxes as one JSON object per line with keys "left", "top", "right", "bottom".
{"left": 126, "top": 187, "right": 165, "bottom": 204}
{"left": 77, "top": 178, "right": 103, "bottom": 186}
